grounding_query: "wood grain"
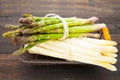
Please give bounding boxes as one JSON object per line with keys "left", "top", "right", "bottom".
{"left": 0, "top": 0, "right": 120, "bottom": 17}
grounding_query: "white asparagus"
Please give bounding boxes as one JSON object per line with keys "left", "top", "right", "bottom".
{"left": 40, "top": 40, "right": 102, "bottom": 57}
{"left": 80, "top": 37, "right": 117, "bottom": 46}
{"left": 35, "top": 40, "right": 117, "bottom": 64}
{"left": 64, "top": 38, "right": 118, "bottom": 54}
{"left": 103, "top": 53, "right": 117, "bottom": 57}
{"left": 29, "top": 45, "right": 117, "bottom": 71}
{"left": 28, "top": 37, "right": 118, "bottom": 71}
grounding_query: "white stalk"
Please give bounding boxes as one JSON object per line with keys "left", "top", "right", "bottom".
{"left": 80, "top": 37, "right": 117, "bottom": 46}
{"left": 34, "top": 40, "right": 117, "bottom": 64}
{"left": 29, "top": 45, "right": 117, "bottom": 71}
{"left": 64, "top": 38, "right": 118, "bottom": 54}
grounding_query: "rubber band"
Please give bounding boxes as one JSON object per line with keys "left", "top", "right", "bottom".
{"left": 45, "top": 14, "right": 69, "bottom": 40}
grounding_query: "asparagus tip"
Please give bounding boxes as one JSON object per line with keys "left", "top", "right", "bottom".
{"left": 22, "top": 14, "right": 32, "bottom": 18}
{"left": 89, "top": 16, "right": 99, "bottom": 22}
{"left": 12, "top": 48, "right": 26, "bottom": 55}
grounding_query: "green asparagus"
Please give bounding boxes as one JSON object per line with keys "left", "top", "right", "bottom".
{"left": 22, "top": 19, "right": 96, "bottom": 35}
{"left": 16, "top": 33, "right": 100, "bottom": 43}
{"left": 12, "top": 40, "right": 47, "bottom": 55}
{"left": 5, "top": 24, "right": 19, "bottom": 30}
{"left": 43, "top": 24, "right": 106, "bottom": 34}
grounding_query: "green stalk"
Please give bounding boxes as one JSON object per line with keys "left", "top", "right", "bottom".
{"left": 3, "top": 16, "right": 98, "bottom": 38}
{"left": 16, "top": 33, "right": 100, "bottom": 43}
{"left": 22, "top": 14, "right": 58, "bottom": 21}
{"left": 12, "top": 40, "right": 47, "bottom": 55}
{"left": 5, "top": 24, "right": 19, "bottom": 30}
{"left": 2, "top": 27, "right": 25, "bottom": 38}
{"left": 22, "top": 19, "right": 95, "bottom": 35}
{"left": 22, "top": 14, "right": 71, "bottom": 23}
{"left": 30, "top": 18, "right": 74, "bottom": 27}
{"left": 21, "top": 14, "right": 98, "bottom": 27}
{"left": 19, "top": 16, "right": 77, "bottom": 27}
{"left": 43, "top": 24, "right": 106, "bottom": 34}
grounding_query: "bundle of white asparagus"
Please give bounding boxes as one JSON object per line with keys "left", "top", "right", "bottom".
{"left": 29, "top": 37, "right": 118, "bottom": 71}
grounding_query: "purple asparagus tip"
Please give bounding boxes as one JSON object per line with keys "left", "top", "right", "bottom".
{"left": 89, "top": 16, "right": 99, "bottom": 22}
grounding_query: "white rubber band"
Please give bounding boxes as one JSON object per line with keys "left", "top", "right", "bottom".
{"left": 45, "top": 14, "right": 69, "bottom": 40}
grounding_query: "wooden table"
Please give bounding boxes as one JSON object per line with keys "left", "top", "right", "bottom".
{"left": 0, "top": 35, "right": 120, "bottom": 80}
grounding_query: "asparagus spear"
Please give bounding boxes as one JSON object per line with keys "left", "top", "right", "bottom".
{"left": 16, "top": 33, "right": 100, "bottom": 43}
{"left": 43, "top": 24, "right": 106, "bottom": 34}
{"left": 2, "top": 27, "right": 26, "bottom": 38}
{"left": 22, "top": 14, "right": 59, "bottom": 21}
{"left": 65, "top": 38, "right": 118, "bottom": 57}
{"left": 30, "top": 18, "right": 74, "bottom": 28}
{"left": 80, "top": 37, "right": 117, "bottom": 46}
{"left": 65, "top": 38, "right": 118, "bottom": 54}
{"left": 22, "top": 14, "right": 33, "bottom": 18}
{"left": 5, "top": 24, "right": 19, "bottom": 30}
{"left": 12, "top": 40, "right": 47, "bottom": 55}
{"left": 20, "top": 14, "right": 69, "bottom": 26}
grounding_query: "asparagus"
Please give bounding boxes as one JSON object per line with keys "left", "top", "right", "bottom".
{"left": 22, "top": 14, "right": 33, "bottom": 18}
{"left": 64, "top": 38, "right": 118, "bottom": 55}
{"left": 29, "top": 39, "right": 117, "bottom": 71}
{"left": 36, "top": 41, "right": 116, "bottom": 64}
{"left": 3, "top": 23, "right": 103, "bottom": 42}
{"left": 22, "top": 18, "right": 98, "bottom": 35}
{"left": 22, "top": 14, "right": 59, "bottom": 21}
{"left": 2, "top": 27, "right": 26, "bottom": 38}
{"left": 19, "top": 16, "right": 98, "bottom": 27}
{"left": 12, "top": 33, "right": 100, "bottom": 55}
{"left": 34, "top": 24, "right": 105, "bottom": 34}
{"left": 22, "top": 14, "right": 54, "bottom": 22}
{"left": 20, "top": 15, "right": 80, "bottom": 26}
{"left": 30, "top": 18, "right": 74, "bottom": 28}
{"left": 16, "top": 33, "right": 100, "bottom": 43}
{"left": 5, "top": 24, "right": 19, "bottom": 30}
{"left": 22, "top": 14, "right": 98, "bottom": 22}
{"left": 12, "top": 40, "right": 47, "bottom": 55}
{"left": 80, "top": 37, "right": 117, "bottom": 46}
{"left": 19, "top": 17, "right": 33, "bottom": 25}
{"left": 19, "top": 17, "right": 64, "bottom": 26}
{"left": 3, "top": 17, "right": 99, "bottom": 38}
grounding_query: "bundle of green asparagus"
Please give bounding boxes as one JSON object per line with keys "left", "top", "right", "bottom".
{"left": 2, "top": 14, "right": 118, "bottom": 71}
